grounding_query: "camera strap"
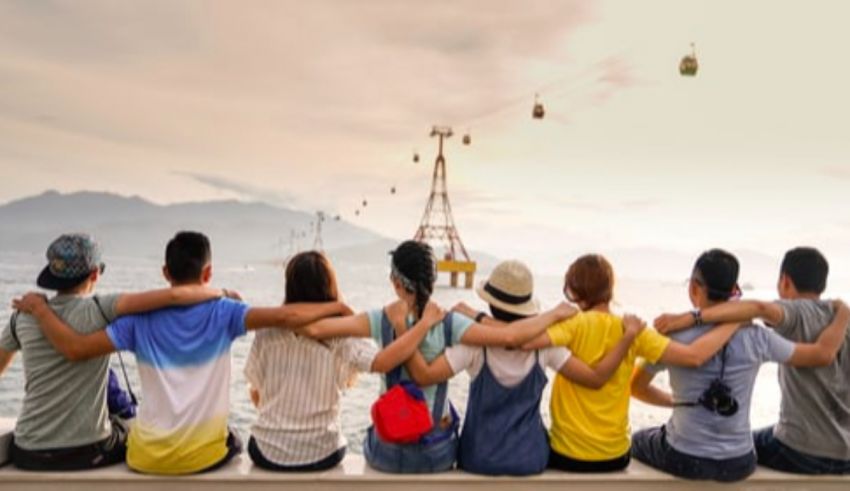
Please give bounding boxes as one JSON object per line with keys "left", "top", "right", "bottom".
{"left": 93, "top": 296, "right": 138, "bottom": 406}
{"left": 673, "top": 344, "right": 729, "bottom": 408}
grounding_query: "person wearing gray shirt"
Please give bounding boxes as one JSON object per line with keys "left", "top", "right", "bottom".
{"left": 0, "top": 234, "right": 225, "bottom": 471}
{"left": 632, "top": 249, "right": 849, "bottom": 481}
{"left": 655, "top": 247, "right": 850, "bottom": 474}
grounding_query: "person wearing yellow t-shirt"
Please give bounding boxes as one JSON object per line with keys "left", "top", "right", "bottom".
{"left": 524, "top": 254, "right": 743, "bottom": 472}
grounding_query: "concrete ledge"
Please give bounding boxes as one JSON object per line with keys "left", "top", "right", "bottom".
{"left": 1, "top": 453, "right": 850, "bottom": 491}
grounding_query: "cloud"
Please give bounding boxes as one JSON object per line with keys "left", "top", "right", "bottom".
{"left": 556, "top": 198, "right": 658, "bottom": 213}
{"left": 819, "top": 166, "right": 850, "bottom": 180}
{"left": 178, "top": 172, "right": 298, "bottom": 209}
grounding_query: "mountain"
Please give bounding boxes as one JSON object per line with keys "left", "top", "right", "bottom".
{"left": 0, "top": 191, "right": 383, "bottom": 263}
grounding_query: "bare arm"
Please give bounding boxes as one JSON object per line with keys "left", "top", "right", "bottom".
{"left": 460, "top": 302, "right": 577, "bottom": 348}
{"left": 244, "top": 302, "right": 353, "bottom": 331}
{"left": 558, "top": 314, "right": 644, "bottom": 389}
{"left": 297, "top": 312, "right": 372, "bottom": 339}
{"left": 0, "top": 348, "right": 14, "bottom": 377}
{"left": 630, "top": 366, "right": 674, "bottom": 407}
{"left": 787, "top": 301, "right": 849, "bottom": 367}
{"left": 370, "top": 304, "right": 445, "bottom": 373}
{"left": 115, "top": 286, "right": 229, "bottom": 317}
{"left": 522, "top": 331, "right": 554, "bottom": 350}
{"left": 658, "top": 322, "right": 743, "bottom": 367}
{"left": 14, "top": 294, "right": 116, "bottom": 361}
{"left": 655, "top": 301, "right": 783, "bottom": 334}
{"left": 404, "top": 350, "right": 455, "bottom": 386}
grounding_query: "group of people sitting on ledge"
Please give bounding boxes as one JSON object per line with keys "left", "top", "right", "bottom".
{"left": 1, "top": 231, "right": 848, "bottom": 482}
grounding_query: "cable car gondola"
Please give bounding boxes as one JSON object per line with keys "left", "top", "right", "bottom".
{"left": 362, "top": 199, "right": 368, "bottom": 207}
{"left": 532, "top": 94, "right": 545, "bottom": 119}
{"left": 462, "top": 131, "right": 471, "bottom": 145}
{"left": 390, "top": 186, "right": 396, "bottom": 195}
{"left": 679, "top": 43, "right": 699, "bottom": 76}
{"left": 413, "top": 151, "right": 420, "bottom": 163}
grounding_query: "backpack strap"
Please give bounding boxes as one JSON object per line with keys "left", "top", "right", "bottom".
{"left": 93, "top": 296, "right": 138, "bottom": 406}
{"left": 9, "top": 311, "right": 20, "bottom": 349}
{"left": 431, "top": 312, "right": 454, "bottom": 425}
{"left": 381, "top": 310, "right": 403, "bottom": 388}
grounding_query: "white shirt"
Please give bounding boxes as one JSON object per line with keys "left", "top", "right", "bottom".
{"left": 244, "top": 329, "right": 378, "bottom": 466}
{"left": 444, "top": 345, "right": 571, "bottom": 387}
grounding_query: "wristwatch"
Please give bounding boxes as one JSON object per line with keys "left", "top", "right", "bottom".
{"left": 690, "top": 309, "right": 703, "bottom": 326}
{"left": 475, "top": 311, "right": 488, "bottom": 323}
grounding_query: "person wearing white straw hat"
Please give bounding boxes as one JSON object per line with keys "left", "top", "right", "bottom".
{"left": 403, "top": 259, "right": 647, "bottom": 476}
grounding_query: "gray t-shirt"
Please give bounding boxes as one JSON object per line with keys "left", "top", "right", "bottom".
{"left": 644, "top": 324, "right": 795, "bottom": 459}
{"left": 0, "top": 293, "right": 119, "bottom": 450}
{"left": 773, "top": 299, "right": 850, "bottom": 460}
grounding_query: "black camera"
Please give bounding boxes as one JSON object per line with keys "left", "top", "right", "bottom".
{"left": 698, "top": 379, "right": 739, "bottom": 417}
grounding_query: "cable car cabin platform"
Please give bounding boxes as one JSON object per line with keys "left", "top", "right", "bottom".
{"left": 437, "top": 260, "right": 476, "bottom": 289}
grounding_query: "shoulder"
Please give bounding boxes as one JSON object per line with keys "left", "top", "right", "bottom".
{"left": 542, "top": 346, "right": 571, "bottom": 369}
{"left": 450, "top": 311, "right": 474, "bottom": 330}
{"left": 665, "top": 324, "right": 712, "bottom": 343}
{"left": 445, "top": 344, "right": 480, "bottom": 373}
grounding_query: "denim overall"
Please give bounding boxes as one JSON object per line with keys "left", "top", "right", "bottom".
{"left": 363, "top": 312, "right": 459, "bottom": 473}
{"left": 458, "top": 348, "right": 550, "bottom": 475}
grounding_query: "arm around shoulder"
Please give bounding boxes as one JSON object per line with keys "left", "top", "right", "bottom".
{"left": 245, "top": 301, "right": 353, "bottom": 331}
{"left": 787, "top": 301, "right": 849, "bottom": 367}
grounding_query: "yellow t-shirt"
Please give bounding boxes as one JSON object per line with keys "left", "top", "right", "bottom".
{"left": 547, "top": 311, "right": 670, "bottom": 461}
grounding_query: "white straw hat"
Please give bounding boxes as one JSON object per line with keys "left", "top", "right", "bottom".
{"left": 476, "top": 260, "right": 540, "bottom": 317}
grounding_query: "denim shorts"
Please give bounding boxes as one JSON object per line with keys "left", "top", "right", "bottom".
{"left": 363, "top": 426, "right": 457, "bottom": 474}
{"left": 632, "top": 425, "right": 756, "bottom": 482}
{"left": 754, "top": 426, "right": 850, "bottom": 475}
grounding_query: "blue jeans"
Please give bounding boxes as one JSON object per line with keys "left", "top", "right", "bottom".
{"left": 754, "top": 426, "right": 850, "bottom": 475}
{"left": 363, "top": 426, "right": 457, "bottom": 474}
{"left": 632, "top": 426, "right": 756, "bottom": 482}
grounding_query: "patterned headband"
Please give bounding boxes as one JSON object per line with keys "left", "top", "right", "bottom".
{"left": 391, "top": 262, "right": 417, "bottom": 292}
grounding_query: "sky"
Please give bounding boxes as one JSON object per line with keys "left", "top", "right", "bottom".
{"left": 1, "top": 0, "right": 850, "bottom": 282}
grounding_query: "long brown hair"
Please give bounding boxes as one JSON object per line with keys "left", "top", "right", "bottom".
{"left": 284, "top": 251, "right": 339, "bottom": 304}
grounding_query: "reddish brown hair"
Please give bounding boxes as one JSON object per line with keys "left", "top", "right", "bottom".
{"left": 564, "top": 254, "right": 614, "bottom": 309}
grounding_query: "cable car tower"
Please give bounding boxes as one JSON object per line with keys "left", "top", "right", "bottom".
{"left": 313, "top": 211, "right": 326, "bottom": 251}
{"left": 414, "top": 125, "right": 476, "bottom": 288}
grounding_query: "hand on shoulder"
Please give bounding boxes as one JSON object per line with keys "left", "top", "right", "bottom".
{"left": 421, "top": 302, "right": 446, "bottom": 326}
{"left": 653, "top": 312, "right": 691, "bottom": 334}
{"left": 623, "top": 313, "right": 647, "bottom": 339}
{"left": 553, "top": 301, "right": 578, "bottom": 321}
{"left": 12, "top": 291, "right": 49, "bottom": 316}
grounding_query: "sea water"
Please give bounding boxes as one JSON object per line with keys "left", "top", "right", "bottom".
{"left": 0, "top": 251, "right": 785, "bottom": 453}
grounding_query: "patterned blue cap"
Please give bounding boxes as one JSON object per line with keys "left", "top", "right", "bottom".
{"left": 37, "top": 234, "right": 104, "bottom": 290}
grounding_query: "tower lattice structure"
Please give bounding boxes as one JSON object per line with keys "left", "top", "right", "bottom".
{"left": 413, "top": 126, "right": 472, "bottom": 263}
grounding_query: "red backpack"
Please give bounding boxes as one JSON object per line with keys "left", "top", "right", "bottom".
{"left": 371, "top": 381, "right": 433, "bottom": 443}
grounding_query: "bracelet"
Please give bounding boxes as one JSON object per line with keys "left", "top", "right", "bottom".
{"left": 690, "top": 309, "right": 703, "bottom": 326}
{"left": 475, "top": 311, "right": 487, "bottom": 323}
